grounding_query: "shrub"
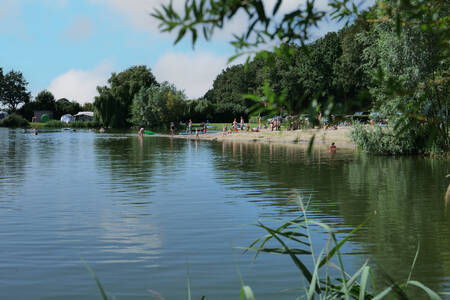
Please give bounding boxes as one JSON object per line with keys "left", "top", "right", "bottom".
{"left": 351, "top": 123, "right": 417, "bottom": 155}
{"left": 0, "top": 113, "right": 29, "bottom": 128}
{"left": 69, "top": 121, "right": 99, "bottom": 128}
{"left": 249, "top": 116, "right": 259, "bottom": 123}
{"left": 45, "top": 120, "right": 66, "bottom": 128}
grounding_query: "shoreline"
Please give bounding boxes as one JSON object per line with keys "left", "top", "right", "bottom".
{"left": 173, "top": 127, "right": 356, "bottom": 149}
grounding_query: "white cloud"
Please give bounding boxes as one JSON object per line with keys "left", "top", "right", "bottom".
{"left": 63, "top": 16, "right": 94, "bottom": 42}
{"left": 88, "top": 0, "right": 171, "bottom": 33}
{"left": 153, "top": 52, "right": 232, "bottom": 99}
{"left": 47, "top": 63, "right": 113, "bottom": 104}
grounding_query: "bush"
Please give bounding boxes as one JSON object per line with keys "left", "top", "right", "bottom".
{"left": 45, "top": 120, "right": 66, "bottom": 128}
{"left": 249, "top": 116, "right": 259, "bottom": 123}
{"left": 69, "top": 121, "right": 99, "bottom": 128}
{"left": 0, "top": 114, "right": 29, "bottom": 128}
{"left": 351, "top": 123, "right": 417, "bottom": 155}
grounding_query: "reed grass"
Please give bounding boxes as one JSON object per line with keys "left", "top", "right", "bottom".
{"left": 85, "top": 195, "right": 446, "bottom": 299}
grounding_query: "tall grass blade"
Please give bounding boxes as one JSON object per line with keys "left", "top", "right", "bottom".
{"left": 240, "top": 286, "right": 255, "bottom": 300}
{"left": 82, "top": 260, "right": 109, "bottom": 300}
{"left": 405, "top": 242, "right": 420, "bottom": 289}
{"left": 407, "top": 281, "right": 442, "bottom": 300}
{"left": 257, "top": 223, "right": 315, "bottom": 289}
{"left": 344, "top": 261, "right": 369, "bottom": 291}
{"left": 307, "top": 248, "right": 325, "bottom": 299}
{"left": 372, "top": 286, "right": 393, "bottom": 300}
{"left": 249, "top": 216, "right": 306, "bottom": 258}
{"left": 187, "top": 262, "right": 192, "bottom": 300}
{"left": 236, "top": 247, "right": 310, "bottom": 255}
{"left": 359, "top": 265, "right": 371, "bottom": 299}
{"left": 306, "top": 220, "right": 349, "bottom": 299}
{"left": 318, "top": 218, "right": 369, "bottom": 268}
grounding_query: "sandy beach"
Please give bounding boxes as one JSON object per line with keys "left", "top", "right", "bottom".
{"left": 174, "top": 127, "right": 356, "bottom": 149}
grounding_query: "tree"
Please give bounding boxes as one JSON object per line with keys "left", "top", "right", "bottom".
{"left": 361, "top": 22, "right": 449, "bottom": 152}
{"left": 35, "top": 90, "right": 56, "bottom": 111}
{"left": 94, "top": 65, "right": 158, "bottom": 128}
{"left": 130, "top": 82, "right": 187, "bottom": 128}
{"left": 154, "top": 0, "right": 449, "bottom": 153}
{"left": 81, "top": 102, "right": 94, "bottom": 112}
{"left": 0, "top": 69, "right": 31, "bottom": 111}
{"left": 55, "top": 98, "right": 81, "bottom": 119}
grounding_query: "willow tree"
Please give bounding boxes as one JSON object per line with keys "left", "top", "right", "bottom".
{"left": 94, "top": 66, "right": 158, "bottom": 128}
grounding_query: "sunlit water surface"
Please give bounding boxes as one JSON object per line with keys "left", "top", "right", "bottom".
{"left": 0, "top": 128, "right": 449, "bottom": 299}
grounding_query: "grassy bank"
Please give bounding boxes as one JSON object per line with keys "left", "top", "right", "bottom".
{"left": 31, "top": 120, "right": 100, "bottom": 129}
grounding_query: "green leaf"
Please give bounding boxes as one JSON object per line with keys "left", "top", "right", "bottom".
{"left": 240, "top": 285, "right": 255, "bottom": 300}
{"left": 407, "top": 281, "right": 442, "bottom": 300}
{"left": 359, "top": 265, "right": 371, "bottom": 299}
{"left": 318, "top": 218, "right": 369, "bottom": 268}
{"left": 237, "top": 247, "right": 310, "bottom": 255}
{"left": 272, "top": 0, "right": 283, "bottom": 16}
{"left": 174, "top": 27, "right": 187, "bottom": 44}
{"left": 82, "top": 260, "right": 109, "bottom": 300}
{"left": 258, "top": 223, "right": 315, "bottom": 287}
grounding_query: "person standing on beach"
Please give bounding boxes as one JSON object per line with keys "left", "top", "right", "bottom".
{"left": 258, "top": 115, "right": 262, "bottom": 129}
{"left": 233, "top": 118, "right": 237, "bottom": 130}
{"left": 240, "top": 116, "right": 244, "bottom": 130}
{"left": 189, "top": 119, "right": 193, "bottom": 134}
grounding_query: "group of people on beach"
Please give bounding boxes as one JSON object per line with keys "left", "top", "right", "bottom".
{"left": 136, "top": 118, "right": 338, "bottom": 153}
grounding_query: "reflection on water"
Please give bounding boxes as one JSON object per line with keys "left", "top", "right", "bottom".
{"left": 0, "top": 128, "right": 449, "bottom": 299}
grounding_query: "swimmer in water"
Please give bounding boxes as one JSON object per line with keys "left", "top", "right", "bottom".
{"left": 138, "top": 128, "right": 144, "bottom": 137}
{"left": 329, "top": 142, "right": 336, "bottom": 153}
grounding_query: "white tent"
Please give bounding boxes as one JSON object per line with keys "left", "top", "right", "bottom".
{"left": 74, "top": 111, "right": 94, "bottom": 121}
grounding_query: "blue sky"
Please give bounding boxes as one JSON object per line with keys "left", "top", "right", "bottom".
{"left": 0, "top": 0, "right": 356, "bottom": 104}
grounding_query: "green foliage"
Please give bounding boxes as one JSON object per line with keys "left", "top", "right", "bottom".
{"left": 0, "top": 113, "right": 29, "bottom": 127}
{"left": 94, "top": 66, "right": 158, "bottom": 128}
{"left": 44, "top": 120, "right": 66, "bottom": 128}
{"left": 351, "top": 123, "right": 418, "bottom": 155}
{"left": 55, "top": 98, "right": 81, "bottom": 120}
{"left": 19, "top": 90, "right": 60, "bottom": 121}
{"left": 81, "top": 102, "right": 94, "bottom": 112}
{"left": 35, "top": 90, "right": 56, "bottom": 111}
{"left": 130, "top": 82, "right": 187, "bottom": 128}
{"left": 154, "top": 0, "right": 449, "bottom": 154}
{"left": 69, "top": 121, "right": 99, "bottom": 128}
{"left": 204, "top": 64, "right": 261, "bottom": 122}
{"left": 359, "top": 12, "right": 449, "bottom": 153}
{"left": 0, "top": 69, "right": 31, "bottom": 111}
{"left": 152, "top": 0, "right": 357, "bottom": 57}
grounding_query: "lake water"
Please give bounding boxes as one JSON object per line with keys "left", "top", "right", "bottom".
{"left": 0, "top": 128, "right": 449, "bottom": 299}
